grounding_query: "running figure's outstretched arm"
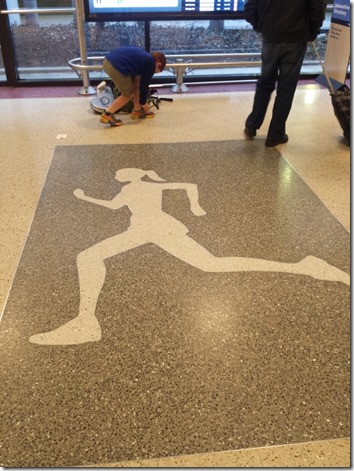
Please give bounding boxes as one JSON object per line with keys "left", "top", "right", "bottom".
{"left": 160, "top": 183, "right": 206, "bottom": 216}
{"left": 186, "top": 184, "right": 207, "bottom": 216}
{"left": 73, "top": 189, "right": 126, "bottom": 210}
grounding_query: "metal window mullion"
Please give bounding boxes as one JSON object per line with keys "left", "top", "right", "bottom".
{"left": 0, "top": 8, "right": 75, "bottom": 15}
{"left": 0, "top": 2, "right": 19, "bottom": 84}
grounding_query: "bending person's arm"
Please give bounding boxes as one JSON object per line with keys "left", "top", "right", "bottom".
{"left": 74, "top": 189, "right": 126, "bottom": 210}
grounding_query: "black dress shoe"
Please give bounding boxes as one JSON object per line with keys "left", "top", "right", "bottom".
{"left": 244, "top": 127, "right": 257, "bottom": 139}
{"left": 265, "top": 134, "right": 289, "bottom": 147}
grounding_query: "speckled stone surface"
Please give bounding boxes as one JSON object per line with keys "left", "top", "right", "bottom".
{"left": 0, "top": 142, "right": 350, "bottom": 467}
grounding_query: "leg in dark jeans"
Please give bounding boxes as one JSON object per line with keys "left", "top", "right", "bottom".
{"left": 245, "top": 41, "right": 279, "bottom": 130}
{"left": 267, "top": 42, "right": 307, "bottom": 140}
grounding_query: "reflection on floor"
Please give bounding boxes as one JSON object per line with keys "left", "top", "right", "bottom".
{"left": 0, "top": 81, "right": 350, "bottom": 468}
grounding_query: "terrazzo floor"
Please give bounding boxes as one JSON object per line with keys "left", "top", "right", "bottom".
{"left": 0, "top": 81, "right": 350, "bottom": 468}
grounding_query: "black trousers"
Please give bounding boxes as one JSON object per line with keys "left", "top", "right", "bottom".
{"left": 246, "top": 40, "right": 307, "bottom": 140}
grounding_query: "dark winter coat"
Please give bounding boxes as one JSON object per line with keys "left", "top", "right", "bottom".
{"left": 244, "top": 0, "right": 326, "bottom": 43}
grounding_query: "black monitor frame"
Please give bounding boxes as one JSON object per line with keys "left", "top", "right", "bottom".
{"left": 83, "top": 0, "right": 245, "bottom": 22}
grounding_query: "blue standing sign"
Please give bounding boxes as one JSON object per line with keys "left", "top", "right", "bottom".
{"left": 332, "top": 0, "right": 351, "bottom": 25}
{"left": 316, "top": 0, "right": 351, "bottom": 89}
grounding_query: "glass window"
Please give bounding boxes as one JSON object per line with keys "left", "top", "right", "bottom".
{"left": 8, "top": 1, "right": 79, "bottom": 80}
{"left": 150, "top": 19, "right": 263, "bottom": 81}
{"left": 149, "top": 19, "right": 328, "bottom": 82}
{"left": 0, "top": 1, "right": 334, "bottom": 84}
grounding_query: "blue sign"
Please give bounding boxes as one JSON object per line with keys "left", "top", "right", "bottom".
{"left": 332, "top": 0, "right": 350, "bottom": 25}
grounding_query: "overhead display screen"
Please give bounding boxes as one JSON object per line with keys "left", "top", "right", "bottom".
{"left": 83, "top": 0, "right": 245, "bottom": 22}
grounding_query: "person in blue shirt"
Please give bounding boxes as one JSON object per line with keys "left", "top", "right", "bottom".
{"left": 100, "top": 46, "right": 166, "bottom": 126}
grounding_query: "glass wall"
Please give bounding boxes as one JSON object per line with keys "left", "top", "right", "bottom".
{"left": 11, "top": 19, "right": 80, "bottom": 80}
{"left": 0, "top": 0, "right": 335, "bottom": 86}
{"left": 3, "top": 0, "right": 79, "bottom": 80}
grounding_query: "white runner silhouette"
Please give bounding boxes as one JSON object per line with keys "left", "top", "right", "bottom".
{"left": 29, "top": 168, "right": 350, "bottom": 345}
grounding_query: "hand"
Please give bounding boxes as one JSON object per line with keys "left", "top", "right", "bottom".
{"left": 191, "top": 206, "right": 206, "bottom": 217}
{"left": 73, "top": 189, "right": 85, "bottom": 199}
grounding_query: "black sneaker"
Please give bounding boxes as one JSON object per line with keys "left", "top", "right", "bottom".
{"left": 265, "top": 134, "right": 289, "bottom": 147}
{"left": 244, "top": 127, "right": 257, "bottom": 139}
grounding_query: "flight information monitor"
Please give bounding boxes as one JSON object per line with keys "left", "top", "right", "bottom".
{"left": 83, "top": 0, "right": 246, "bottom": 22}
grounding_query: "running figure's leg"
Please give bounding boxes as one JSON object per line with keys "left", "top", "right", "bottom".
{"left": 155, "top": 235, "right": 350, "bottom": 285}
{"left": 29, "top": 232, "right": 146, "bottom": 345}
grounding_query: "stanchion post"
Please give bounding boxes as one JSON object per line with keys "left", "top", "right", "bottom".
{"left": 75, "top": 0, "right": 96, "bottom": 95}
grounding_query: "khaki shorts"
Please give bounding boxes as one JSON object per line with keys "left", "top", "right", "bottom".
{"left": 103, "top": 58, "right": 134, "bottom": 97}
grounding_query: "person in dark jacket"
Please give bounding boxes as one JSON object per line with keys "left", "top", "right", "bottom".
{"left": 243, "top": 0, "right": 325, "bottom": 146}
{"left": 100, "top": 46, "right": 166, "bottom": 126}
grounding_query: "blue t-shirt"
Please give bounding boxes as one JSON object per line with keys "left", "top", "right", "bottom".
{"left": 106, "top": 46, "right": 155, "bottom": 105}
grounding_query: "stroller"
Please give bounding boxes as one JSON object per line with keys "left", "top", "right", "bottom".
{"left": 90, "top": 81, "right": 173, "bottom": 115}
